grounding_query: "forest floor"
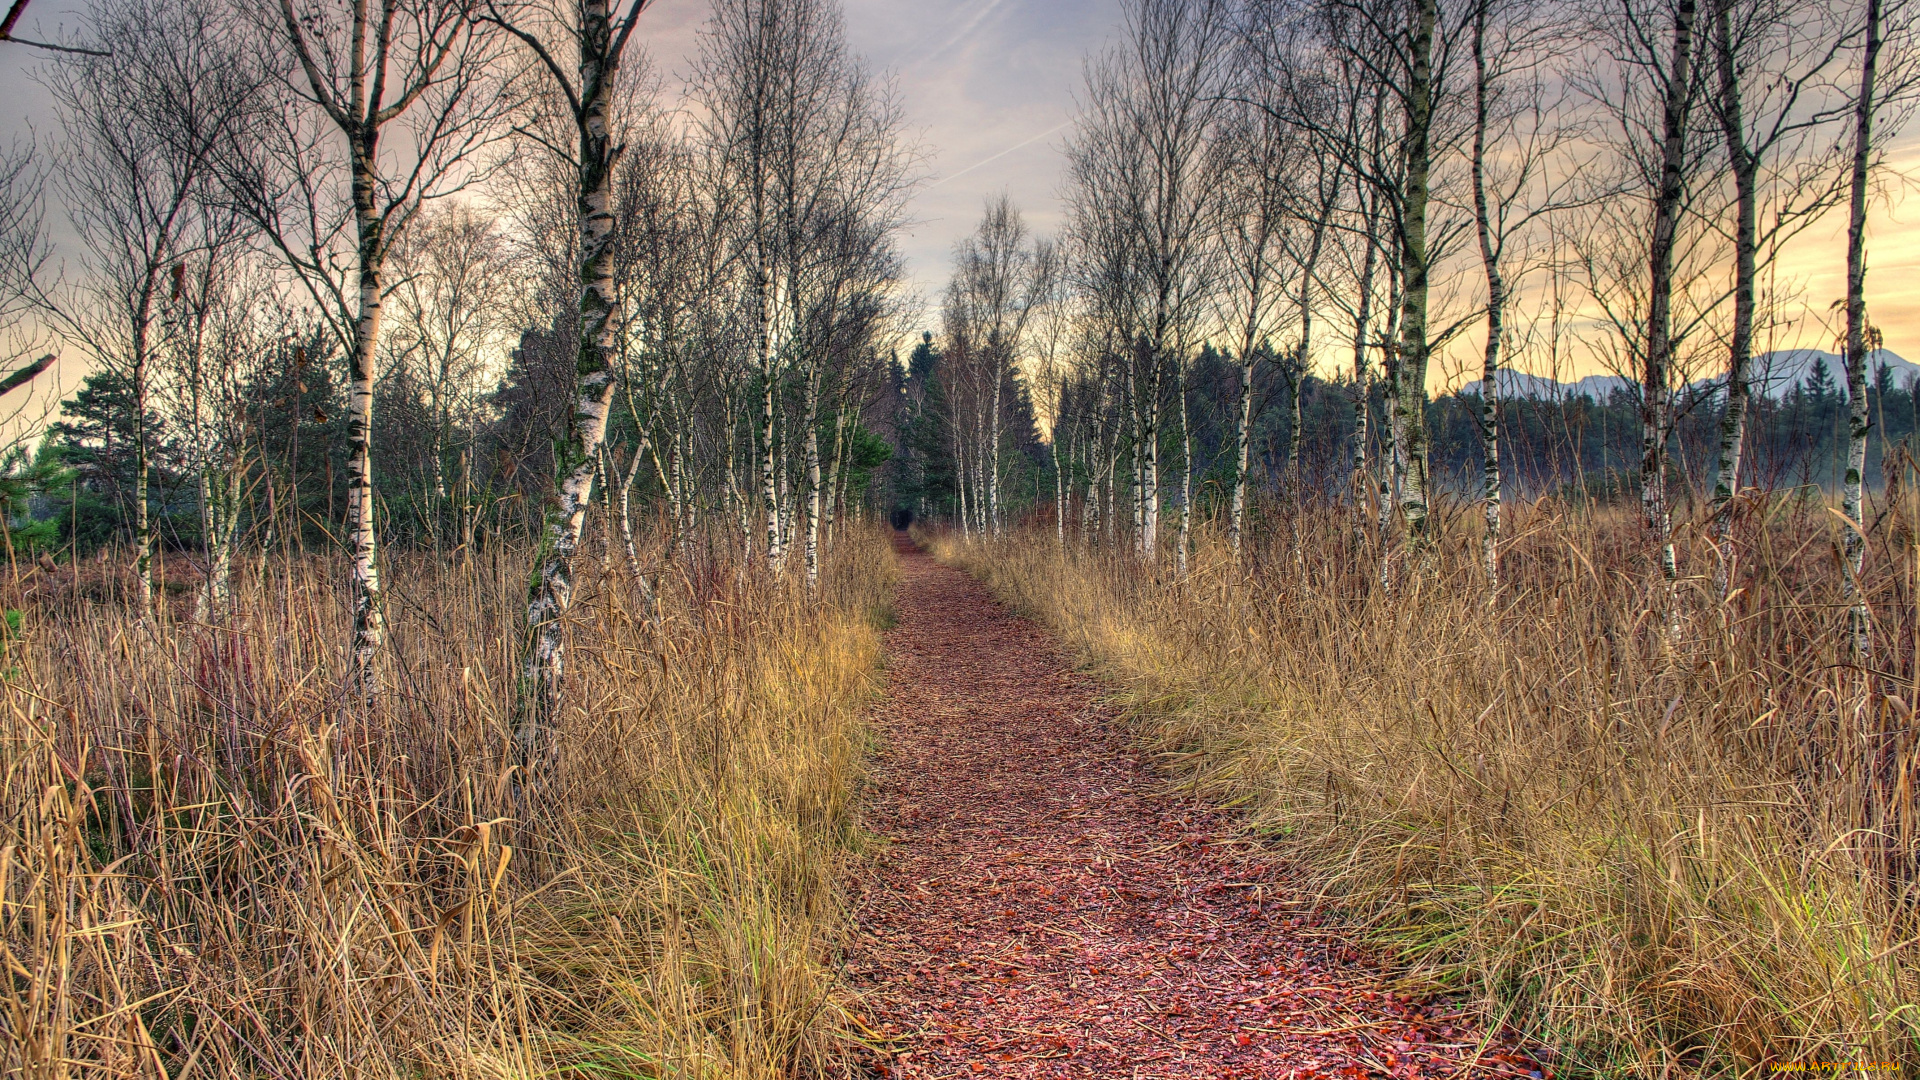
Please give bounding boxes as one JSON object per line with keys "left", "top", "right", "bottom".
{"left": 843, "top": 532, "right": 1543, "bottom": 1080}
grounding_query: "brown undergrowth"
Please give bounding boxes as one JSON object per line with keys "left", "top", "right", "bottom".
{"left": 1, "top": 526, "right": 894, "bottom": 1078}
{"left": 925, "top": 498, "right": 1920, "bottom": 1077}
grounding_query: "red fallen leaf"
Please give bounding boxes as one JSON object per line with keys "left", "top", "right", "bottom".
{"left": 841, "top": 547, "right": 1533, "bottom": 1079}
{"left": 1235, "top": 1033, "right": 1253, "bottom": 1046}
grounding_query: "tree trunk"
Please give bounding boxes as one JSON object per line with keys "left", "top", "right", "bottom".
{"left": 825, "top": 403, "right": 847, "bottom": 547}
{"left": 1231, "top": 347, "right": 1254, "bottom": 561}
{"left": 1380, "top": 258, "right": 1405, "bottom": 555}
{"left": 1141, "top": 353, "right": 1160, "bottom": 559}
{"left": 131, "top": 294, "right": 154, "bottom": 622}
{"left": 803, "top": 363, "right": 822, "bottom": 591}
{"left": 1177, "top": 375, "right": 1191, "bottom": 576}
{"left": 1645, "top": 0, "right": 1699, "bottom": 593}
{"left": 1844, "top": 0, "right": 1882, "bottom": 658}
{"left": 1350, "top": 231, "right": 1377, "bottom": 548}
{"left": 989, "top": 364, "right": 1003, "bottom": 535}
{"left": 1290, "top": 213, "right": 1329, "bottom": 485}
{"left": 1286, "top": 363, "right": 1304, "bottom": 476}
{"left": 347, "top": 144, "right": 386, "bottom": 689}
{"left": 1128, "top": 362, "right": 1144, "bottom": 551}
{"left": 957, "top": 439, "right": 972, "bottom": 539}
{"left": 616, "top": 442, "right": 657, "bottom": 622}
{"left": 1709, "top": 0, "right": 1757, "bottom": 597}
{"left": 1472, "top": 0, "right": 1504, "bottom": 593}
{"left": 1089, "top": 426, "right": 1102, "bottom": 542}
{"left": 1397, "top": 0, "right": 1438, "bottom": 551}
{"left": 1054, "top": 422, "right": 1067, "bottom": 546}
{"left": 520, "top": 0, "right": 633, "bottom": 757}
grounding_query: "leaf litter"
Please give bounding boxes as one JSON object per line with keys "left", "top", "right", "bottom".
{"left": 843, "top": 535, "right": 1544, "bottom": 1079}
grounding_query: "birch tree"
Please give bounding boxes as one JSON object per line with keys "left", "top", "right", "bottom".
{"left": 1705, "top": 0, "right": 1854, "bottom": 595}
{"left": 1211, "top": 95, "right": 1296, "bottom": 561}
{"left": 164, "top": 244, "right": 275, "bottom": 620}
{"left": 1574, "top": 0, "right": 1713, "bottom": 593}
{"left": 381, "top": 204, "right": 518, "bottom": 544}
{"left": 44, "top": 0, "right": 253, "bottom": 620}
{"left": 1842, "top": 1, "right": 1881, "bottom": 658}
{"left": 942, "top": 198, "right": 1056, "bottom": 541}
{"left": 477, "top": 0, "right": 655, "bottom": 760}
{"left": 1065, "top": 0, "right": 1233, "bottom": 561}
{"left": 1839, "top": 0, "right": 1919, "bottom": 656}
{"left": 233, "top": 0, "right": 518, "bottom": 690}
{"left": 1394, "top": 0, "right": 1443, "bottom": 548}
{"left": 1261, "top": 0, "right": 1468, "bottom": 565}
{"left": 1466, "top": 0, "right": 1588, "bottom": 591}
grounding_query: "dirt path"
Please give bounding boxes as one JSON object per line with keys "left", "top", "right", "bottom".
{"left": 845, "top": 533, "right": 1537, "bottom": 1080}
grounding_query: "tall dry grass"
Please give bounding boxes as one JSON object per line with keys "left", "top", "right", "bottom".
{"left": 930, "top": 497, "right": 1920, "bottom": 1076}
{"left": 1, "top": 526, "right": 894, "bottom": 1078}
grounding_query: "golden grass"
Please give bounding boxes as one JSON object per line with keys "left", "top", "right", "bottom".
{"left": 0, "top": 525, "right": 895, "bottom": 1078}
{"left": 928, "top": 499, "right": 1920, "bottom": 1077}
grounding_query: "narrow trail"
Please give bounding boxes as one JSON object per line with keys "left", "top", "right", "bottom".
{"left": 845, "top": 533, "right": 1537, "bottom": 1080}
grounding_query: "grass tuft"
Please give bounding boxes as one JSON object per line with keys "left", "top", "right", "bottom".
{"left": 0, "top": 526, "right": 895, "bottom": 1078}
{"left": 929, "top": 501, "right": 1920, "bottom": 1077}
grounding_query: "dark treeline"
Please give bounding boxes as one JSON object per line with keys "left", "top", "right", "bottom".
{"left": 878, "top": 0, "right": 1916, "bottom": 632}
{"left": 883, "top": 340, "right": 1920, "bottom": 529}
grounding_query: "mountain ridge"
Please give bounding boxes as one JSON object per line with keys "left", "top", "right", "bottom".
{"left": 1484, "top": 348, "right": 1913, "bottom": 400}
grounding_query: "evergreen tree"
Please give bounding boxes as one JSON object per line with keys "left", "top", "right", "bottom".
{"left": 40, "top": 368, "right": 176, "bottom": 552}
{"left": 238, "top": 337, "right": 347, "bottom": 550}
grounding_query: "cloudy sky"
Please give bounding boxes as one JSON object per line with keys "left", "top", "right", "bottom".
{"left": 2, "top": 0, "right": 1916, "bottom": 393}
{"left": 628, "top": 0, "right": 1121, "bottom": 319}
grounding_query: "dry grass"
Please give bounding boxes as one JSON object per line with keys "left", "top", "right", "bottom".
{"left": 0, "top": 525, "right": 895, "bottom": 1078}
{"left": 928, "top": 497, "right": 1920, "bottom": 1076}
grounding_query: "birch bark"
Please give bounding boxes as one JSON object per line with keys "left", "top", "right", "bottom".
{"left": 501, "top": 0, "right": 653, "bottom": 754}
{"left": 1643, "top": 0, "right": 1699, "bottom": 592}
{"left": 803, "top": 361, "right": 822, "bottom": 590}
{"left": 1843, "top": 0, "right": 1882, "bottom": 658}
{"left": 1396, "top": 0, "right": 1439, "bottom": 551}
{"left": 1709, "top": 0, "right": 1756, "bottom": 597}
{"left": 1350, "top": 232, "right": 1377, "bottom": 544}
{"left": 1472, "top": 0, "right": 1505, "bottom": 592}
{"left": 1231, "top": 347, "right": 1254, "bottom": 560}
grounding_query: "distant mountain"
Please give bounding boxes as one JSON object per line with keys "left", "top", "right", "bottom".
{"left": 1494, "top": 370, "right": 1633, "bottom": 400}
{"left": 1749, "top": 348, "right": 1917, "bottom": 396}
{"left": 1492, "top": 349, "right": 1913, "bottom": 401}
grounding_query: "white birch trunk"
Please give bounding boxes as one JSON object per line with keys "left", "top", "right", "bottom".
{"left": 1350, "top": 234, "right": 1377, "bottom": 548}
{"left": 989, "top": 366, "right": 1003, "bottom": 536}
{"left": 520, "top": 0, "right": 635, "bottom": 755}
{"left": 132, "top": 301, "right": 154, "bottom": 622}
{"left": 1844, "top": 0, "right": 1882, "bottom": 658}
{"left": 346, "top": 180, "right": 386, "bottom": 687}
{"left": 1176, "top": 376, "right": 1191, "bottom": 577}
{"left": 1231, "top": 349, "right": 1254, "bottom": 562}
{"left": 1472, "top": 4, "right": 1504, "bottom": 593}
{"left": 825, "top": 405, "right": 848, "bottom": 547}
{"left": 615, "top": 442, "right": 657, "bottom": 622}
{"left": 1053, "top": 424, "right": 1066, "bottom": 546}
{"left": 1643, "top": 0, "right": 1699, "bottom": 595}
{"left": 1709, "top": 0, "right": 1757, "bottom": 597}
{"left": 1396, "top": 0, "right": 1438, "bottom": 553}
{"left": 803, "top": 364, "right": 822, "bottom": 591}
{"left": 1143, "top": 366, "right": 1160, "bottom": 561}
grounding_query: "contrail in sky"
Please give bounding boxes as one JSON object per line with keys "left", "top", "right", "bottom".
{"left": 904, "top": 0, "right": 1013, "bottom": 66}
{"left": 930, "top": 120, "right": 1073, "bottom": 190}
